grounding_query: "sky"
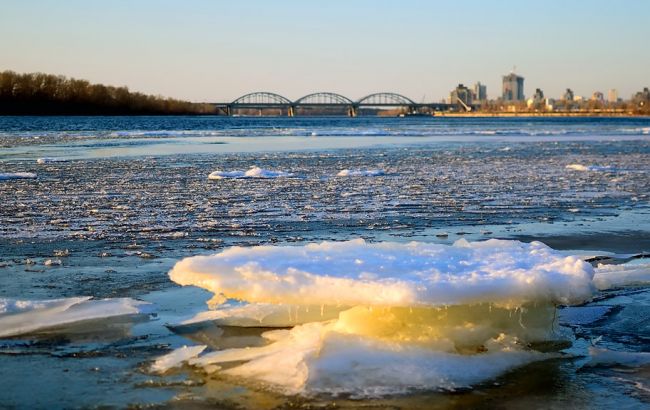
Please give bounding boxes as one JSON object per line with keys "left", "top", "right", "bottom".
{"left": 1, "top": 0, "right": 649, "bottom": 102}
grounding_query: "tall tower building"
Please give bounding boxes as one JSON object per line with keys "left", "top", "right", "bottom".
{"left": 502, "top": 72, "right": 525, "bottom": 101}
{"left": 608, "top": 89, "right": 618, "bottom": 103}
{"left": 473, "top": 82, "right": 487, "bottom": 101}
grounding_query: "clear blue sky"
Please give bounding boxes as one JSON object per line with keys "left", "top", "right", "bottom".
{"left": 1, "top": 0, "right": 648, "bottom": 102}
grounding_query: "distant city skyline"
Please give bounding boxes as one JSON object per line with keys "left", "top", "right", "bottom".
{"left": 1, "top": 0, "right": 649, "bottom": 102}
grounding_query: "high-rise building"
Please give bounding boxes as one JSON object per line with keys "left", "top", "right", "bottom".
{"left": 449, "top": 84, "right": 473, "bottom": 110}
{"left": 502, "top": 73, "right": 525, "bottom": 101}
{"left": 563, "top": 88, "right": 574, "bottom": 101}
{"left": 608, "top": 89, "right": 618, "bottom": 103}
{"left": 591, "top": 91, "right": 604, "bottom": 103}
{"left": 473, "top": 82, "right": 487, "bottom": 102}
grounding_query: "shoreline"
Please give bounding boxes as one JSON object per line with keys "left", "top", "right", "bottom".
{"left": 433, "top": 111, "right": 650, "bottom": 118}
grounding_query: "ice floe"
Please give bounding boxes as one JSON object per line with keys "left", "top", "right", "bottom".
{"left": 565, "top": 164, "right": 615, "bottom": 172}
{"left": 150, "top": 345, "right": 207, "bottom": 374}
{"left": 586, "top": 347, "right": 650, "bottom": 368}
{"left": 336, "top": 169, "right": 385, "bottom": 177}
{"left": 0, "top": 296, "right": 150, "bottom": 337}
{"left": 167, "top": 239, "right": 596, "bottom": 395}
{"left": 593, "top": 259, "right": 650, "bottom": 290}
{"left": 37, "top": 157, "right": 66, "bottom": 164}
{"left": 0, "top": 172, "right": 37, "bottom": 180}
{"left": 208, "top": 166, "right": 293, "bottom": 180}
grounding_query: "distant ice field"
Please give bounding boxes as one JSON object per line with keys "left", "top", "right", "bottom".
{"left": 0, "top": 116, "right": 649, "bottom": 161}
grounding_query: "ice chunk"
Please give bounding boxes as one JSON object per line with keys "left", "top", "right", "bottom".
{"left": 586, "top": 347, "right": 650, "bottom": 368}
{"left": 169, "top": 239, "right": 595, "bottom": 308}
{"left": 565, "top": 164, "right": 615, "bottom": 172}
{"left": 0, "top": 297, "right": 150, "bottom": 337}
{"left": 37, "top": 158, "right": 66, "bottom": 164}
{"left": 336, "top": 169, "right": 385, "bottom": 177}
{"left": 593, "top": 259, "right": 650, "bottom": 290}
{"left": 150, "top": 345, "right": 207, "bottom": 374}
{"left": 209, "top": 166, "right": 293, "bottom": 179}
{"left": 169, "top": 239, "right": 596, "bottom": 395}
{"left": 0, "top": 172, "right": 37, "bottom": 180}
{"left": 189, "top": 321, "right": 551, "bottom": 395}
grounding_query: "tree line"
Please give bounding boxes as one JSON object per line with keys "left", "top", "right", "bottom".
{"left": 0, "top": 70, "right": 216, "bottom": 115}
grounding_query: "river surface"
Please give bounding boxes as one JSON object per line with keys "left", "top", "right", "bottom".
{"left": 0, "top": 116, "right": 649, "bottom": 409}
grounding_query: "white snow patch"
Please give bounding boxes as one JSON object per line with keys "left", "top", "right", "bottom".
{"left": 0, "top": 297, "right": 150, "bottom": 337}
{"left": 0, "top": 172, "right": 37, "bottom": 180}
{"left": 150, "top": 345, "right": 207, "bottom": 374}
{"left": 209, "top": 167, "right": 293, "bottom": 180}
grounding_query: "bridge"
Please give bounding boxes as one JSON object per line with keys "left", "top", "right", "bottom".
{"left": 212, "top": 92, "right": 453, "bottom": 116}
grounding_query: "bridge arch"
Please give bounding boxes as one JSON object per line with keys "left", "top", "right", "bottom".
{"left": 356, "top": 92, "right": 416, "bottom": 106}
{"left": 294, "top": 92, "right": 354, "bottom": 105}
{"left": 231, "top": 92, "right": 292, "bottom": 105}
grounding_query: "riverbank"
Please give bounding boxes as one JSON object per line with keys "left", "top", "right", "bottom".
{"left": 434, "top": 111, "right": 650, "bottom": 118}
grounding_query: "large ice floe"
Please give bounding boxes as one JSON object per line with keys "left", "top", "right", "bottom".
{"left": 208, "top": 166, "right": 293, "bottom": 180}
{"left": 0, "top": 296, "right": 149, "bottom": 337}
{"left": 168, "top": 239, "right": 599, "bottom": 395}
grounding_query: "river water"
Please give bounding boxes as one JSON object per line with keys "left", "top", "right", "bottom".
{"left": 0, "top": 116, "right": 649, "bottom": 409}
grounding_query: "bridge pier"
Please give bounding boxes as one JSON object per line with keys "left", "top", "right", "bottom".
{"left": 288, "top": 106, "right": 294, "bottom": 117}
{"left": 348, "top": 106, "right": 358, "bottom": 117}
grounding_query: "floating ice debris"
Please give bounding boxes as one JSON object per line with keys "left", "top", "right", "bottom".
{"left": 336, "top": 169, "right": 385, "bottom": 177}
{"left": 0, "top": 297, "right": 150, "bottom": 337}
{"left": 565, "top": 164, "right": 615, "bottom": 172}
{"left": 558, "top": 305, "right": 612, "bottom": 326}
{"left": 150, "top": 345, "right": 207, "bottom": 374}
{"left": 37, "top": 157, "right": 66, "bottom": 164}
{"left": 169, "top": 239, "right": 595, "bottom": 308}
{"left": 169, "top": 239, "right": 596, "bottom": 395}
{"left": 53, "top": 249, "right": 70, "bottom": 257}
{"left": 586, "top": 347, "right": 650, "bottom": 368}
{"left": 43, "top": 259, "right": 62, "bottom": 266}
{"left": 593, "top": 259, "right": 650, "bottom": 290}
{"left": 208, "top": 166, "right": 293, "bottom": 180}
{"left": 0, "top": 172, "right": 37, "bottom": 180}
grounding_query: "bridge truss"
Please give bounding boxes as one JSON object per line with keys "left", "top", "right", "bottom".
{"left": 216, "top": 91, "right": 450, "bottom": 116}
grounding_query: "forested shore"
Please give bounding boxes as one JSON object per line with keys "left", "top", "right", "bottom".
{"left": 0, "top": 71, "right": 215, "bottom": 115}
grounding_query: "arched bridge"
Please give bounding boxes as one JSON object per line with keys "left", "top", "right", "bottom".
{"left": 214, "top": 92, "right": 450, "bottom": 116}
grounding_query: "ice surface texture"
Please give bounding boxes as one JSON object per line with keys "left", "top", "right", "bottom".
{"left": 169, "top": 238, "right": 595, "bottom": 308}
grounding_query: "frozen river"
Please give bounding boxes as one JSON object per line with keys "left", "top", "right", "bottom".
{"left": 0, "top": 116, "right": 649, "bottom": 408}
